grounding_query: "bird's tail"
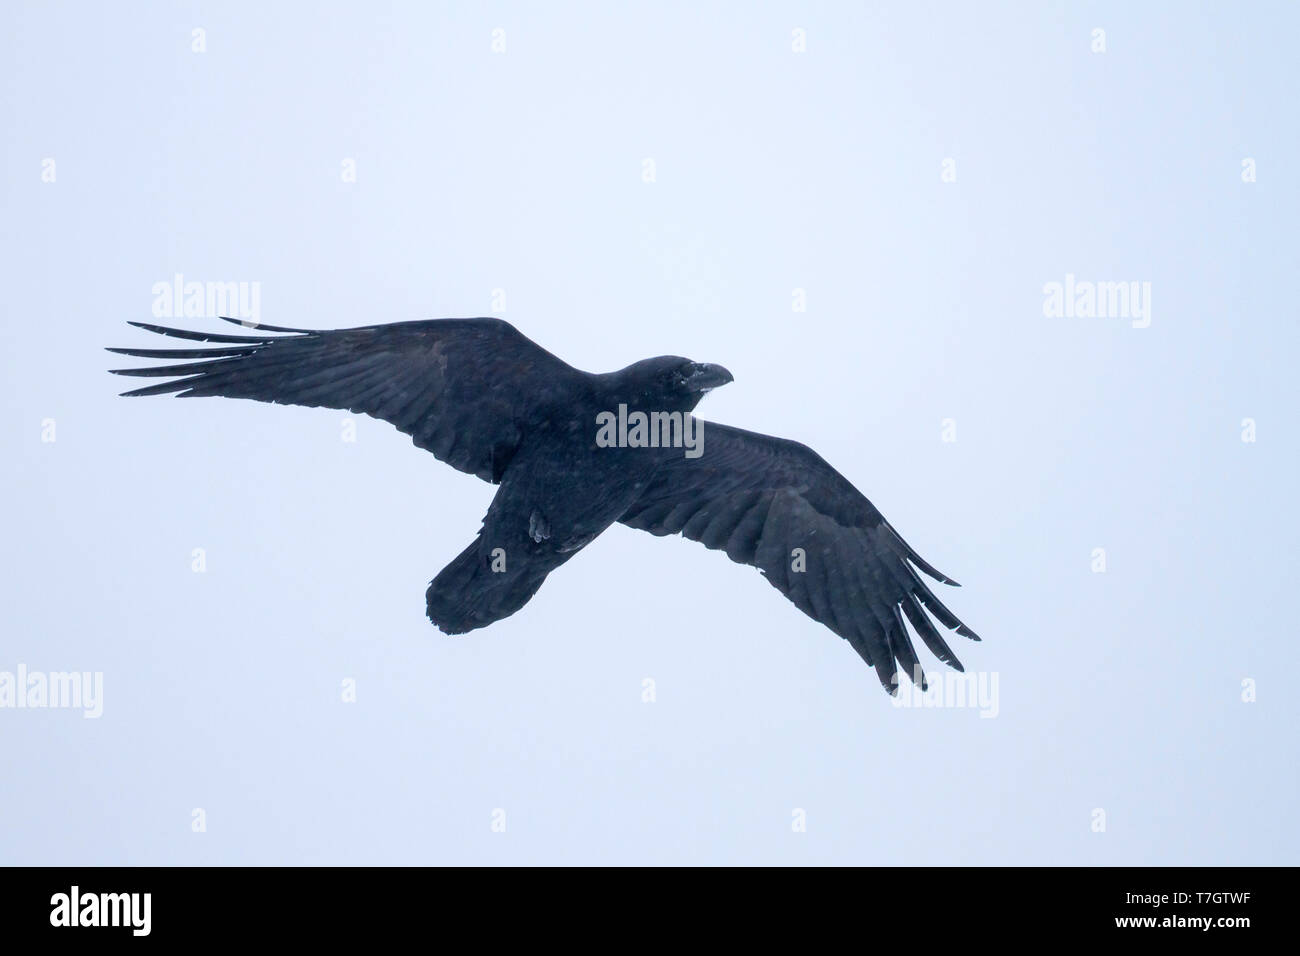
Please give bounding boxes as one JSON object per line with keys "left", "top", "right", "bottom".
{"left": 425, "top": 539, "right": 553, "bottom": 635}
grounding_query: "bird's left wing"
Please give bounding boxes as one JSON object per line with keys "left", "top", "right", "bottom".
{"left": 108, "top": 317, "right": 581, "bottom": 483}
{"left": 618, "top": 422, "right": 979, "bottom": 693}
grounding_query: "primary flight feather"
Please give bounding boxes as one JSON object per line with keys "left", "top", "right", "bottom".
{"left": 109, "top": 317, "right": 979, "bottom": 694}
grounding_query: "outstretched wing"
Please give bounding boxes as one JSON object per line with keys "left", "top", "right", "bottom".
{"left": 618, "top": 422, "right": 979, "bottom": 693}
{"left": 108, "top": 317, "right": 581, "bottom": 483}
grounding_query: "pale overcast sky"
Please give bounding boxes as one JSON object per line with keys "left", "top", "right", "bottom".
{"left": 2, "top": 1, "right": 1296, "bottom": 864}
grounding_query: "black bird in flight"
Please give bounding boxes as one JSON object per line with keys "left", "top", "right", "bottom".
{"left": 109, "top": 317, "right": 979, "bottom": 694}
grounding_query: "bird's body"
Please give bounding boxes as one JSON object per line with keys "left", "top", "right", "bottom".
{"left": 110, "top": 316, "right": 979, "bottom": 694}
{"left": 427, "top": 422, "right": 663, "bottom": 633}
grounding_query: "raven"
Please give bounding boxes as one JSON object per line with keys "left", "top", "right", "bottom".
{"left": 109, "top": 317, "right": 978, "bottom": 694}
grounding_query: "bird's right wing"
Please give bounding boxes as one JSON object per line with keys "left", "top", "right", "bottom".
{"left": 108, "top": 317, "right": 581, "bottom": 483}
{"left": 618, "top": 422, "right": 979, "bottom": 693}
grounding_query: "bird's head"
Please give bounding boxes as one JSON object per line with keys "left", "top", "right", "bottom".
{"left": 620, "top": 356, "right": 734, "bottom": 413}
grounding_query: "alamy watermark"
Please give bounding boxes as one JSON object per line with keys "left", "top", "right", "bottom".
{"left": 50, "top": 886, "right": 150, "bottom": 936}
{"left": 596, "top": 405, "right": 703, "bottom": 459}
{"left": 890, "top": 668, "right": 999, "bottom": 717}
{"left": 0, "top": 664, "right": 103, "bottom": 718}
{"left": 151, "top": 272, "right": 260, "bottom": 325}
{"left": 1043, "top": 274, "right": 1151, "bottom": 328}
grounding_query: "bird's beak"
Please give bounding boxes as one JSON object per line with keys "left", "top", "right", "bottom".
{"left": 686, "top": 363, "right": 734, "bottom": 392}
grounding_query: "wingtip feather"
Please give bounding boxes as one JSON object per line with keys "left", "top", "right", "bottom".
{"left": 219, "top": 315, "right": 312, "bottom": 334}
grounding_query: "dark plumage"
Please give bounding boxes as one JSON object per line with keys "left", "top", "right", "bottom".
{"left": 109, "top": 317, "right": 979, "bottom": 694}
